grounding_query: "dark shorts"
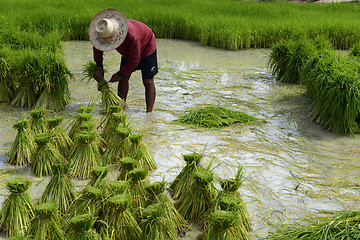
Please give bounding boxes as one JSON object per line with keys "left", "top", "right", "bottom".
{"left": 120, "top": 50, "right": 158, "bottom": 79}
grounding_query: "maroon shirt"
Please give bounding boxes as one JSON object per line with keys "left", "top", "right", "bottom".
{"left": 93, "top": 19, "right": 156, "bottom": 77}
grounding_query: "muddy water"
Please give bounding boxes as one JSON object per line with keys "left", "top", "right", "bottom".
{"left": 1, "top": 39, "right": 360, "bottom": 239}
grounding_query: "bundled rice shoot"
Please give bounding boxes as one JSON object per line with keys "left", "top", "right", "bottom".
{"left": 0, "top": 177, "right": 34, "bottom": 237}
{"left": 176, "top": 105, "right": 258, "bottom": 128}
{"left": 78, "top": 121, "right": 106, "bottom": 153}
{"left": 140, "top": 203, "right": 178, "bottom": 240}
{"left": 128, "top": 168, "right": 150, "bottom": 220}
{"left": 169, "top": 151, "right": 204, "bottom": 200}
{"left": 29, "top": 107, "right": 47, "bottom": 134}
{"left": 39, "top": 164, "right": 75, "bottom": 213}
{"left": 47, "top": 116, "right": 73, "bottom": 156}
{"left": 27, "top": 202, "right": 64, "bottom": 240}
{"left": 197, "top": 210, "right": 247, "bottom": 240}
{"left": 7, "top": 119, "right": 35, "bottom": 165}
{"left": 109, "top": 180, "right": 131, "bottom": 195}
{"left": 82, "top": 61, "right": 123, "bottom": 113}
{"left": 129, "top": 133, "right": 157, "bottom": 171}
{"left": 117, "top": 156, "right": 138, "bottom": 181}
{"left": 88, "top": 166, "right": 111, "bottom": 195}
{"left": 0, "top": 49, "right": 16, "bottom": 102}
{"left": 31, "top": 132, "right": 66, "bottom": 177}
{"left": 67, "top": 214, "right": 101, "bottom": 240}
{"left": 101, "top": 194, "right": 142, "bottom": 240}
{"left": 69, "top": 131, "right": 102, "bottom": 179}
{"left": 68, "top": 112, "right": 93, "bottom": 141}
{"left": 108, "top": 126, "right": 131, "bottom": 163}
{"left": 101, "top": 111, "right": 127, "bottom": 143}
{"left": 175, "top": 168, "right": 217, "bottom": 223}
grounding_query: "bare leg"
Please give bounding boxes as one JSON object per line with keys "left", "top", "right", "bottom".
{"left": 117, "top": 75, "right": 131, "bottom": 101}
{"left": 142, "top": 77, "right": 156, "bottom": 112}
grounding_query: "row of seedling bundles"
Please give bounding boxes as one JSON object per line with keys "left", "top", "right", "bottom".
{"left": 268, "top": 36, "right": 360, "bottom": 135}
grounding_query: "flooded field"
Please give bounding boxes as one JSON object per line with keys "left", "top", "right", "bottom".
{"left": 1, "top": 39, "right": 360, "bottom": 239}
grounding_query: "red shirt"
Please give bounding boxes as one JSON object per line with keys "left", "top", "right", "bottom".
{"left": 93, "top": 19, "right": 156, "bottom": 77}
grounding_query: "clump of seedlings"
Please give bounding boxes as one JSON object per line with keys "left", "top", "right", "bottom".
{"left": 46, "top": 116, "right": 72, "bottom": 157}
{"left": 0, "top": 177, "right": 34, "bottom": 237}
{"left": 108, "top": 125, "right": 131, "bottom": 163}
{"left": 69, "top": 131, "right": 102, "bottom": 179}
{"left": 29, "top": 107, "right": 47, "bottom": 134}
{"left": 101, "top": 111, "right": 127, "bottom": 143}
{"left": 39, "top": 164, "right": 75, "bottom": 214}
{"left": 101, "top": 194, "right": 142, "bottom": 239}
{"left": 129, "top": 132, "right": 157, "bottom": 171}
{"left": 27, "top": 202, "right": 64, "bottom": 240}
{"left": 7, "top": 119, "right": 35, "bottom": 165}
{"left": 117, "top": 156, "right": 138, "bottom": 181}
{"left": 82, "top": 61, "right": 124, "bottom": 113}
{"left": 0, "top": 49, "right": 15, "bottom": 102}
{"left": 68, "top": 112, "right": 93, "bottom": 141}
{"left": 128, "top": 168, "right": 150, "bottom": 220}
{"left": 176, "top": 105, "right": 258, "bottom": 128}
{"left": 31, "top": 132, "right": 66, "bottom": 177}
{"left": 67, "top": 214, "right": 101, "bottom": 240}
{"left": 109, "top": 180, "right": 131, "bottom": 195}
{"left": 88, "top": 166, "right": 111, "bottom": 195}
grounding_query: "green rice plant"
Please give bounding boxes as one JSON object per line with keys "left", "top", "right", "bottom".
{"left": 267, "top": 210, "right": 360, "bottom": 240}
{"left": 82, "top": 61, "right": 124, "bottom": 113}
{"left": 175, "top": 167, "right": 218, "bottom": 223}
{"left": 117, "top": 156, "right": 138, "bottom": 181}
{"left": 7, "top": 235, "right": 27, "bottom": 240}
{"left": 27, "top": 202, "right": 65, "bottom": 240}
{"left": 301, "top": 52, "right": 360, "bottom": 134}
{"left": 39, "top": 164, "right": 75, "bottom": 214}
{"left": 128, "top": 168, "right": 150, "bottom": 220}
{"left": 0, "top": 177, "right": 34, "bottom": 237}
{"left": 68, "top": 112, "right": 93, "bottom": 141}
{"left": 101, "top": 112, "right": 127, "bottom": 144}
{"left": 108, "top": 126, "right": 131, "bottom": 163}
{"left": 29, "top": 107, "right": 47, "bottom": 134}
{"left": 78, "top": 121, "right": 106, "bottom": 154}
{"left": 88, "top": 166, "right": 111, "bottom": 196}
{"left": 349, "top": 42, "right": 360, "bottom": 57}
{"left": 129, "top": 132, "right": 157, "bottom": 171}
{"left": 140, "top": 203, "right": 178, "bottom": 240}
{"left": 69, "top": 131, "right": 102, "bottom": 179}
{"left": 197, "top": 210, "right": 247, "bottom": 240}
{"left": 109, "top": 180, "right": 131, "bottom": 195}
{"left": 77, "top": 105, "right": 95, "bottom": 114}
{"left": 67, "top": 214, "right": 101, "bottom": 240}
{"left": 7, "top": 119, "right": 35, "bottom": 165}
{"left": 176, "top": 105, "right": 258, "bottom": 128}
{"left": 169, "top": 151, "right": 204, "bottom": 200}
{"left": 100, "top": 194, "right": 142, "bottom": 240}
{"left": 0, "top": 48, "right": 16, "bottom": 102}
{"left": 31, "top": 132, "right": 66, "bottom": 177}
{"left": 47, "top": 116, "right": 73, "bottom": 157}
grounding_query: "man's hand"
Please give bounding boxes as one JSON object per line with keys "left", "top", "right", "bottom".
{"left": 93, "top": 67, "right": 104, "bottom": 82}
{"left": 109, "top": 73, "right": 122, "bottom": 83}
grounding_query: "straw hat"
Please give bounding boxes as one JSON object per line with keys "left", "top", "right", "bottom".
{"left": 89, "top": 8, "right": 128, "bottom": 52}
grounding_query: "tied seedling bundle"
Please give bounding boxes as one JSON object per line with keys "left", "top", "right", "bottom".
{"left": 129, "top": 133, "right": 157, "bottom": 171}
{"left": 0, "top": 177, "right": 34, "bottom": 237}
{"left": 47, "top": 116, "right": 73, "bottom": 157}
{"left": 175, "top": 167, "right": 217, "bottom": 223}
{"left": 27, "top": 202, "right": 64, "bottom": 240}
{"left": 78, "top": 121, "right": 106, "bottom": 153}
{"left": 67, "top": 214, "right": 101, "bottom": 240}
{"left": 39, "top": 164, "right": 75, "bottom": 213}
{"left": 68, "top": 112, "right": 93, "bottom": 141}
{"left": 69, "top": 131, "right": 102, "bottom": 179}
{"left": 145, "top": 181, "right": 189, "bottom": 236}
{"left": 140, "top": 203, "right": 178, "bottom": 240}
{"left": 197, "top": 210, "right": 246, "bottom": 240}
{"left": 82, "top": 61, "right": 123, "bottom": 113}
{"left": 128, "top": 168, "right": 150, "bottom": 220}
{"left": 31, "top": 132, "right": 66, "bottom": 177}
{"left": 88, "top": 166, "right": 111, "bottom": 195}
{"left": 169, "top": 152, "right": 204, "bottom": 200}
{"left": 101, "top": 194, "right": 142, "bottom": 240}
{"left": 108, "top": 126, "right": 131, "bottom": 163}
{"left": 109, "top": 180, "right": 131, "bottom": 195}
{"left": 176, "top": 105, "right": 258, "bottom": 128}
{"left": 101, "top": 111, "right": 127, "bottom": 143}
{"left": 7, "top": 119, "right": 35, "bottom": 165}
{"left": 30, "top": 107, "right": 47, "bottom": 134}
{"left": 117, "top": 156, "right": 138, "bottom": 181}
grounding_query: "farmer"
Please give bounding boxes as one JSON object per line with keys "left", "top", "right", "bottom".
{"left": 89, "top": 8, "right": 158, "bottom": 113}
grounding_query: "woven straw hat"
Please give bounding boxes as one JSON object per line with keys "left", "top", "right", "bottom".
{"left": 89, "top": 8, "right": 128, "bottom": 52}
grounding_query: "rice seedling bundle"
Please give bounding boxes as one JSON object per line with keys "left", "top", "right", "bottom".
{"left": 175, "top": 168, "right": 217, "bottom": 223}
{"left": 82, "top": 61, "right": 123, "bottom": 113}
{"left": 140, "top": 203, "right": 178, "bottom": 240}
{"left": 78, "top": 121, "right": 106, "bottom": 154}
{"left": 109, "top": 180, "right": 131, "bottom": 195}
{"left": 301, "top": 52, "right": 360, "bottom": 134}
{"left": 7, "top": 119, "right": 35, "bottom": 165}
{"left": 197, "top": 210, "right": 246, "bottom": 240}
{"left": 31, "top": 132, "right": 66, "bottom": 177}
{"left": 145, "top": 181, "right": 189, "bottom": 236}
{"left": 0, "top": 177, "right": 34, "bottom": 237}
{"left": 169, "top": 152, "right": 204, "bottom": 200}
{"left": 267, "top": 210, "right": 360, "bottom": 240}
{"left": 128, "top": 168, "right": 150, "bottom": 220}
{"left": 101, "top": 112, "right": 127, "bottom": 143}
{"left": 68, "top": 112, "right": 93, "bottom": 141}
{"left": 77, "top": 105, "right": 95, "bottom": 113}
{"left": 27, "top": 202, "right": 65, "bottom": 240}
{"left": 117, "top": 156, "right": 138, "bottom": 181}
{"left": 176, "top": 105, "right": 258, "bottom": 128}
{"left": 101, "top": 194, "right": 142, "bottom": 240}
{"left": 67, "top": 214, "right": 101, "bottom": 240}
{"left": 39, "top": 164, "right": 75, "bottom": 213}
{"left": 29, "top": 107, "right": 47, "bottom": 134}
{"left": 129, "top": 133, "right": 157, "bottom": 171}
{"left": 47, "top": 116, "right": 73, "bottom": 157}
{"left": 108, "top": 126, "right": 131, "bottom": 163}
{"left": 69, "top": 131, "right": 102, "bottom": 179}
{"left": 88, "top": 166, "right": 111, "bottom": 195}
{"left": 0, "top": 49, "right": 16, "bottom": 102}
